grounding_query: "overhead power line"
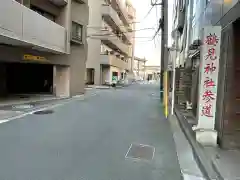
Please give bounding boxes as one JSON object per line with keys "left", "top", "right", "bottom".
{"left": 87, "top": 27, "right": 155, "bottom": 33}
{"left": 87, "top": 34, "right": 155, "bottom": 39}
{"left": 87, "top": 27, "right": 157, "bottom": 39}
{"left": 152, "top": 18, "right": 164, "bottom": 40}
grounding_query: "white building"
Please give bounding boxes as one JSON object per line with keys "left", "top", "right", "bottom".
{"left": 86, "top": 0, "right": 136, "bottom": 85}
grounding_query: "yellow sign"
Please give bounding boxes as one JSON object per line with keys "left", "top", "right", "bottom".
{"left": 23, "top": 54, "right": 47, "bottom": 61}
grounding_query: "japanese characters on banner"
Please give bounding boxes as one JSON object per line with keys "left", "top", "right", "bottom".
{"left": 197, "top": 26, "right": 221, "bottom": 129}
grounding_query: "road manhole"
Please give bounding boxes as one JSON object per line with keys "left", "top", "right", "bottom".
{"left": 33, "top": 110, "right": 54, "bottom": 115}
{"left": 125, "top": 144, "right": 155, "bottom": 161}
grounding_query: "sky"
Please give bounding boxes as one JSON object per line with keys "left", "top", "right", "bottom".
{"left": 131, "top": 0, "right": 173, "bottom": 66}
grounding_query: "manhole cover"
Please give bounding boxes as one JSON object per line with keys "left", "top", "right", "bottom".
{"left": 33, "top": 110, "right": 54, "bottom": 115}
{"left": 125, "top": 144, "right": 155, "bottom": 161}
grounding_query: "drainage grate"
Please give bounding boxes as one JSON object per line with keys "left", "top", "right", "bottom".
{"left": 33, "top": 110, "right": 54, "bottom": 115}
{"left": 125, "top": 144, "right": 155, "bottom": 161}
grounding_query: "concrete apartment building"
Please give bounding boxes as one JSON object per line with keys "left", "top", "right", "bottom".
{"left": 0, "top": 0, "right": 88, "bottom": 98}
{"left": 144, "top": 66, "right": 160, "bottom": 81}
{"left": 171, "top": 0, "right": 240, "bottom": 149}
{"left": 86, "top": 0, "right": 136, "bottom": 85}
{"left": 133, "top": 57, "right": 147, "bottom": 80}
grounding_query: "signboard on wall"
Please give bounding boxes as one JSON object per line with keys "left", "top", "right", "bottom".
{"left": 197, "top": 26, "right": 221, "bottom": 129}
{"left": 23, "top": 54, "right": 48, "bottom": 62}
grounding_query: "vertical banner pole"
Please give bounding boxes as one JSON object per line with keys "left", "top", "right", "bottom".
{"left": 164, "top": 71, "right": 168, "bottom": 118}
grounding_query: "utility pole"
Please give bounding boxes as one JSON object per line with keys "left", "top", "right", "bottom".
{"left": 160, "top": 2, "right": 165, "bottom": 103}
{"left": 158, "top": 0, "right": 168, "bottom": 117}
{"left": 151, "top": 0, "right": 168, "bottom": 117}
{"left": 163, "top": 0, "right": 168, "bottom": 118}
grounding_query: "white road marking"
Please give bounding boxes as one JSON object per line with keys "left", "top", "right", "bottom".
{"left": 0, "top": 95, "right": 92, "bottom": 124}
{"left": 152, "top": 145, "right": 155, "bottom": 160}
{"left": 125, "top": 143, "right": 133, "bottom": 158}
{"left": 182, "top": 173, "right": 206, "bottom": 180}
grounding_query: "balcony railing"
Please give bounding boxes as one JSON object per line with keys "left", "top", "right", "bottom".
{"left": 48, "top": 0, "right": 68, "bottom": 6}
{"left": 114, "top": 0, "right": 130, "bottom": 25}
{"left": 100, "top": 54, "right": 128, "bottom": 69}
{"left": 0, "top": 0, "right": 66, "bottom": 53}
{"left": 91, "top": 30, "right": 129, "bottom": 56}
{"left": 102, "top": 5, "right": 132, "bottom": 44}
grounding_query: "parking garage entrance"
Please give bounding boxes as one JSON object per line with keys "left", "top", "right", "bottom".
{"left": 0, "top": 62, "right": 54, "bottom": 97}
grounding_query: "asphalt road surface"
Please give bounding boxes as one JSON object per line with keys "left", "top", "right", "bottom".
{"left": 0, "top": 84, "right": 182, "bottom": 180}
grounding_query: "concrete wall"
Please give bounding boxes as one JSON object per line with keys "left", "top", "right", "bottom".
{"left": 68, "top": 46, "right": 87, "bottom": 95}
{"left": 68, "top": 0, "right": 88, "bottom": 95}
{"left": 102, "top": 66, "right": 111, "bottom": 84}
{"left": 53, "top": 65, "right": 70, "bottom": 97}
{"left": 86, "top": 0, "right": 102, "bottom": 85}
{"left": 0, "top": 0, "right": 66, "bottom": 53}
{"left": 48, "top": 0, "right": 89, "bottom": 96}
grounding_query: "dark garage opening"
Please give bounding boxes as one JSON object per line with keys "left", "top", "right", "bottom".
{"left": 4, "top": 62, "right": 53, "bottom": 95}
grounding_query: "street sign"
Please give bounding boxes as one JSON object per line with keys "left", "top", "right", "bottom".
{"left": 197, "top": 26, "right": 221, "bottom": 130}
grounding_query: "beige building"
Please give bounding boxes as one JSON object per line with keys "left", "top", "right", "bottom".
{"left": 86, "top": 0, "right": 136, "bottom": 85}
{"left": 0, "top": 0, "right": 88, "bottom": 98}
{"left": 144, "top": 66, "right": 161, "bottom": 81}
{"left": 133, "top": 57, "right": 147, "bottom": 80}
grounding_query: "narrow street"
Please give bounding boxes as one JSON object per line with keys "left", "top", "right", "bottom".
{"left": 0, "top": 84, "right": 182, "bottom": 180}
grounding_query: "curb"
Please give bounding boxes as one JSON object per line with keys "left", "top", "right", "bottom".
{"left": 0, "top": 96, "right": 70, "bottom": 109}
{"left": 174, "top": 108, "right": 224, "bottom": 180}
{"left": 0, "top": 93, "right": 96, "bottom": 124}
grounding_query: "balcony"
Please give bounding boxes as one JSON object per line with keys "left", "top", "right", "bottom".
{"left": 111, "top": 0, "right": 130, "bottom": 26}
{"left": 48, "top": 0, "right": 68, "bottom": 6}
{"left": 75, "top": 0, "right": 86, "bottom": 4}
{"left": 0, "top": 0, "right": 66, "bottom": 54}
{"left": 127, "top": 5, "right": 135, "bottom": 19}
{"left": 92, "top": 30, "right": 129, "bottom": 56}
{"left": 100, "top": 54, "right": 128, "bottom": 69}
{"left": 102, "top": 5, "right": 131, "bottom": 44}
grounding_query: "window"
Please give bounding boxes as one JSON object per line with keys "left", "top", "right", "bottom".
{"left": 71, "top": 22, "right": 83, "bottom": 43}
{"left": 30, "top": 5, "right": 56, "bottom": 22}
{"left": 15, "top": 0, "right": 30, "bottom": 5}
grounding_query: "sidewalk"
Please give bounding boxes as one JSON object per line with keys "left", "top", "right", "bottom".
{"left": 0, "top": 94, "right": 68, "bottom": 108}
{"left": 0, "top": 90, "right": 98, "bottom": 123}
{"left": 168, "top": 114, "right": 205, "bottom": 180}
{"left": 175, "top": 107, "right": 240, "bottom": 180}
{"left": 86, "top": 85, "right": 111, "bottom": 89}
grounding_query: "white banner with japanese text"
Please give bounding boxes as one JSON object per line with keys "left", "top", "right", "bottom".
{"left": 197, "top": 26, "right": 221, "bottom": 129}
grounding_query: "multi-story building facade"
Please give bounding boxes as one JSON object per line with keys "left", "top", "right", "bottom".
{"left": 133, "top": 57, "right": 147, "bottom": 80}
{"left": 0, "top": 0, "right": 89, "bottom": 98}
{"left": 172, "top": 0, "right": 240, "bottom": 149}
{"left": 144, "top": 66, "right": 160, "bottom": 81}
{"left": 86, "top": 0, "right": 136, "bottom": 85}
